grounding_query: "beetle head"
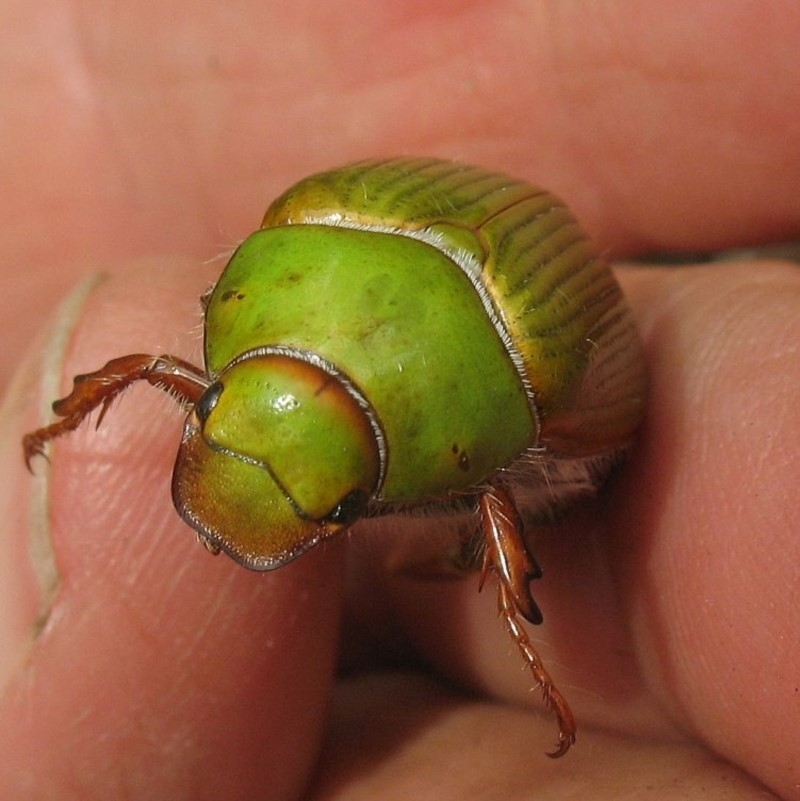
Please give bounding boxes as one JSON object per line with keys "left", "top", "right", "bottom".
{"left": 172, "top": 351, "right": 381, "bottom": 569}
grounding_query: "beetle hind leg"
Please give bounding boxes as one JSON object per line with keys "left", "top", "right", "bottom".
{"left": 479, "top": 483, "right": 577, "bottom": 757}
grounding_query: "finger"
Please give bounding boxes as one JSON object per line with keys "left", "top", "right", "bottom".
{"left": 616, "top": 258, "right": 800, "bottom": 799}
{"left": 6, "top": 1, "right": 800, "bottom": 254}
{"left": 0, "top": 259, "right": 343, "bottom": 800}
{"left": 308, "top": 673, "right": 772, "bottom": 800}
{"left": 345, "top": 259, "right": 800, "bottom": 798}
{"left": 4, "top": 2, "right": 799, "bottom": 384}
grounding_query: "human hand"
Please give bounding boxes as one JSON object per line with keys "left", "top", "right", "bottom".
{"left": 1, "top": 2, "right": 798, "bottom": 799}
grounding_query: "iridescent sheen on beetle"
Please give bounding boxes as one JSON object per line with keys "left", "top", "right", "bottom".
{"left": 24, "top": 158, "right": 646, "bottom": 756}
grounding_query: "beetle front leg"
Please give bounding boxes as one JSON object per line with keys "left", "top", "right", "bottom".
{"left": 23, "top": 354, "right": 210, "bottom": 468}
{"left": 478, "top": 484, "right": 577, "bottom": 758}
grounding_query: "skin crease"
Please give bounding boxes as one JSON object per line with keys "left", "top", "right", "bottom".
{"left": 0, "top": 0, "right": 799, "bottom": 799}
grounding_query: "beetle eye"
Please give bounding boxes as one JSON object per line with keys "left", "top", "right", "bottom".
{"left": 196, "top": 381, "right": 224, "bottom": 425}
{"left": 326, "top": 489, "right": 369, "bottom": 526}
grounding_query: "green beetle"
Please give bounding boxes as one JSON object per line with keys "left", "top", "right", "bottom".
{"left": 24, "top": 158, "right": 646, "bottom": 756}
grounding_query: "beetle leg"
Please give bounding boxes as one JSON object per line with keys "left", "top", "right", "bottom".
{"left": 479, "top": 484, "right": 576, "bottom": 758}
{"left": 23, "top": 353, "right": 210, "bottom": 469}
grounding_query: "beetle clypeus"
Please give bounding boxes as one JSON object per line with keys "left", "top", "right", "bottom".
{"left": 24, "top": 158, "right": 646, "bottom": 756}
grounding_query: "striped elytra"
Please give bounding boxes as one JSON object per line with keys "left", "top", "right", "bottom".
{"left": 263, "top": 158, "right": 646, "bottom": 460}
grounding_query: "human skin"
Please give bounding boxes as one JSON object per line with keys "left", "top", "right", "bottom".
{"left": 1, "top": 2, "right": 799, "bottom": 799}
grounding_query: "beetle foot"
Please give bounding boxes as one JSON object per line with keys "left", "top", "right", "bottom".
{"left": 479, "top": 483, "right": 576, "bottom": 756}
{"left": 22, "top": 432, "right": 51, "bottom": 472}
{"left": 22, "top": 353, "right": 210, "bottom": 469}
{"left": 495, "top": 578, "right": 577, "bottom": 757}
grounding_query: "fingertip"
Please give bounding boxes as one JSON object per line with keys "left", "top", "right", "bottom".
{"left": 613, "top": 259, "right": 800, "bottom": 797}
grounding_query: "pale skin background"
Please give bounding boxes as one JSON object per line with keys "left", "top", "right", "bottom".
{"left": 1, "top": 2, "right": 799, "bottom": 799}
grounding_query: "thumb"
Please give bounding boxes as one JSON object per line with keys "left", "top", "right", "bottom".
{"left": 0, "top": 258, "right": 342, "bottom": 800}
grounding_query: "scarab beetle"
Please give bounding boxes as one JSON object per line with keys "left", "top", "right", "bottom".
{"left": 24, "top": 158, "right": 646, "bottom": 756}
